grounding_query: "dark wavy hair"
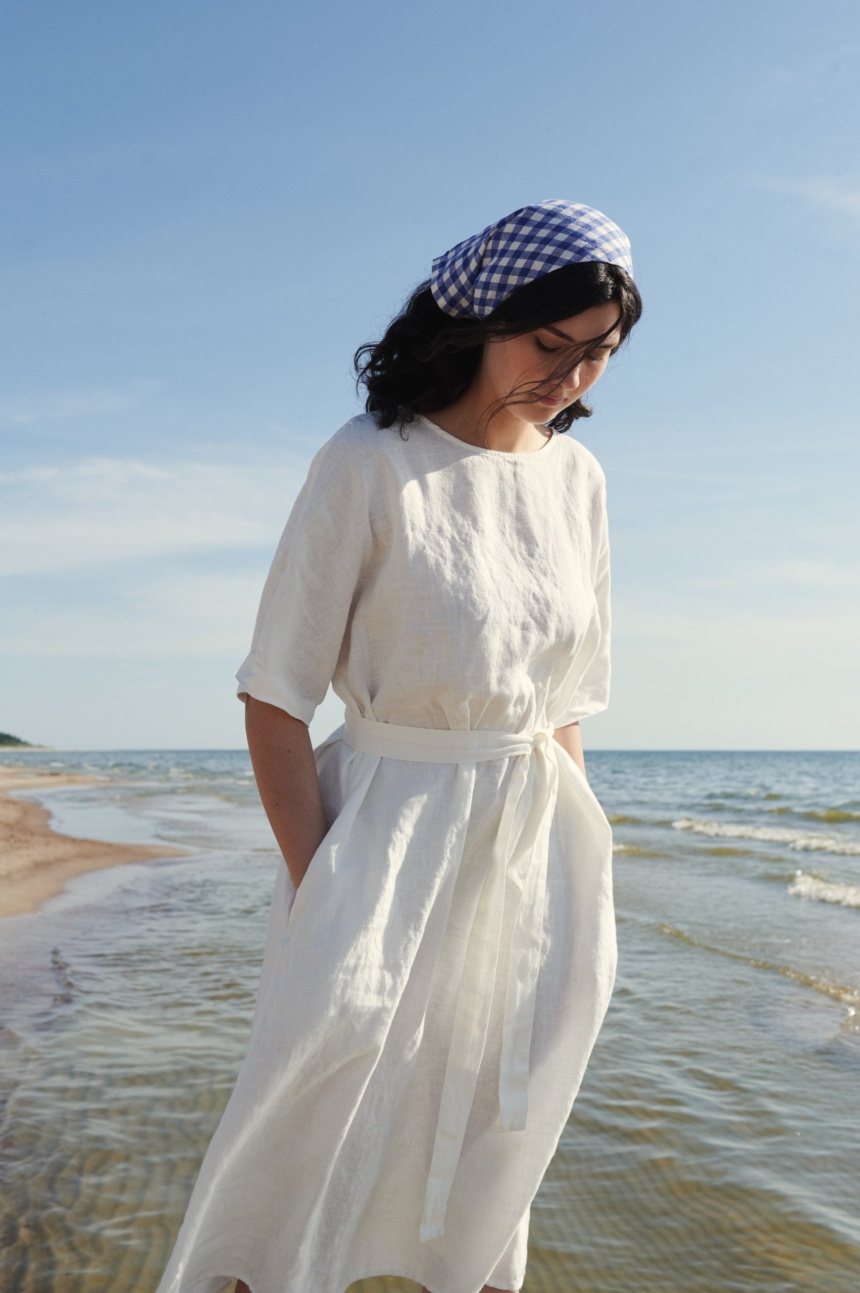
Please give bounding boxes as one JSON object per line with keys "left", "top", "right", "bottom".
{"left": 354, "top": 261, "right": 642, "bottom": 436}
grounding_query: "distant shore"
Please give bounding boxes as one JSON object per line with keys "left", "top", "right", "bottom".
{"left": 0, "top": 767, "right": 176, "bottom": 919}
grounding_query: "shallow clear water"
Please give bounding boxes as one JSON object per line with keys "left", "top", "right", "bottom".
{"left": 1, "top": 748, "right": 858, "bottom": 1292}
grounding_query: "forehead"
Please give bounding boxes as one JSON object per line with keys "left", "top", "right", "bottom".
{"left": 542, "top": 301, "right": 622, "bottom": 345}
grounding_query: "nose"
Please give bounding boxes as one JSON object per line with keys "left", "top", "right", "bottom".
{"left": 564, "top": 360, "right": 585, "bottom": 390}
{"left": 548, "top": 360, "right": 584, "bottom": 400}
{"left": 541, "top": 360, "right": 586, "bottom": 407}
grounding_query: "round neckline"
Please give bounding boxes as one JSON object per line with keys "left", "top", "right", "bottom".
{"left": 414, "top": 413, "right": 558, "bottom": 460}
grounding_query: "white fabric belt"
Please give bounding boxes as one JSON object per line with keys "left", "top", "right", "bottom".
{"left": 343, "top": 709, "right": 560, "bottom": 1242}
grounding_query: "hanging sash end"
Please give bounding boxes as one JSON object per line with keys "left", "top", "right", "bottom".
{"left": 420, "top": 1174, "right": 450, "bottom": 1241}
{"left": 419, "top": 1217, "right": 445, "bottom": 1243}
{"left": 497, "top": 1095, "right": 528, "bottom": 1132}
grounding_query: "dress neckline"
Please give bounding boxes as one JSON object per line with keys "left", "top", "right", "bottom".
{"left": 414, "top": 413, "right": 559, "bottom": 461}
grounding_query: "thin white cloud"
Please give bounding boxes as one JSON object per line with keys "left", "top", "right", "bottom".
{"left": 755, "top": 175, "right": 860, "bottom": 226}
{"left": 754, "top": 559, "right": 860, "bottom": 588}
{"left": 0, "top": 380, "right": 159, "bottom": 428}
{"left": 0, "top": 571, "right": 262, "bottom": 658}
{"left": 0, "top": 454, "right": 307, "bottom": 574}
{"left": 617, "top": 605, "right": 859, "bottom": 644}
{"left": 673, "top": 558, "right": 860, "bottom": 594}
{"left": 755, "top": 45, "right": 860, "bottom": 110}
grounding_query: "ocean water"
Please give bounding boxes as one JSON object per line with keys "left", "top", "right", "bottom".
{"left": 0, "top": 747, "right": 858, "bottom": 1293}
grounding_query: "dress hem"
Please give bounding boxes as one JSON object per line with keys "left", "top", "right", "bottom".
{"left": 204, "top": 1265, "right": 522, "bottom": 1293}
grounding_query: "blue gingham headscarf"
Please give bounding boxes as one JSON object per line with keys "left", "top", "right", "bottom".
{"left": 430, "top": 199, "right": 633, "bottom": 320}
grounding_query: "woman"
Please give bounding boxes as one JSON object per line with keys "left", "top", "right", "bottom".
{"left": 156, "top": 199, "right": 642, "bottom": 1293}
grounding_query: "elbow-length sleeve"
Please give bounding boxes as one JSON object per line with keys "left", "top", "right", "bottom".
{"left": 235, "top": 432, "right": 372, "bottom": 725}
{"left": 555, "top": 467, "right": 612, "bottom": 727}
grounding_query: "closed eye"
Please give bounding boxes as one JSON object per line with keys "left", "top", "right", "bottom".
{"left": 535, "top": 338, "right": 611, "bottom": 361}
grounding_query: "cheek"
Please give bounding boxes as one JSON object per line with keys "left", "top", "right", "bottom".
{"left": 484, "top": 341, "right": 535, "bottom": 391}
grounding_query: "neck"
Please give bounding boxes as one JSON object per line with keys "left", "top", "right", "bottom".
{"left": 426, "top": 387, "right": 551, "bottom": 454}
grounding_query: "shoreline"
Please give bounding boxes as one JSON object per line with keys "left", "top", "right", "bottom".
{"left": 0, "top": 767, "right": 178, "bottom": 920}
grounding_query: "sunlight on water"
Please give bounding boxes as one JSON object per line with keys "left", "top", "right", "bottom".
{"left": 1, "top": 750, "right": 859, "bottom": 1292}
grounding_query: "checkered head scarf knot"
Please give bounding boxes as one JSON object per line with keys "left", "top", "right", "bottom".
{"left": 430, "top": 199, "right": 633, "bottom": 320}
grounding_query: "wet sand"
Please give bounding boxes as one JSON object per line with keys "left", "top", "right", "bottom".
{"left": 0, "top": 766, "right": 176, "bottom": 919}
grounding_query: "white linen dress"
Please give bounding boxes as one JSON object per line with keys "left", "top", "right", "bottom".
{"left": 156, "top": 411, "right": 617, "bottom": 1293}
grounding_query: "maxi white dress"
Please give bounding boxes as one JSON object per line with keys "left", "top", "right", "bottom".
{"left": 156, "top": 411, "right": 617, "bottom": 1293}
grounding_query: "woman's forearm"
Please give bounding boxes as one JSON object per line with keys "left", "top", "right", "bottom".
{"left": 552, "top": 720, "right": 587, "bottom": 779}
{"left": 244, "top": 696, "right": 328, "bottom": 890}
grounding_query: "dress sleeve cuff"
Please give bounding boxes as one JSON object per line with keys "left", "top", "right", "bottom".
{"left": 234, "top": 662, "right": 316, "bottom": 726}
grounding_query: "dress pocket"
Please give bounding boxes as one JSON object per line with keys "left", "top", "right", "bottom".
{"left": 553, "top": 742, "right": 613, "bottom": 838}
{"left": 284, "top": 853, "right": 313, "bottom": 934}
{"left": 283, "top": 820, "right": 335, "bottom": 934}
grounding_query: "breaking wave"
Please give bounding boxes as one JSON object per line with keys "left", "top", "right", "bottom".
{"left": 672, "top": 817, "right": 860, "bottom": 857}
{"left": 788, "top": 872, "right": 860, "bottom": 910}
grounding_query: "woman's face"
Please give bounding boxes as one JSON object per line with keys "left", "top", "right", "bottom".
{"left": 478, "top": 299, "right": 623, "bottom": 424}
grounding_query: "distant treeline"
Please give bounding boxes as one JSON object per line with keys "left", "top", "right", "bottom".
{"left": 0, "top": 732, "right": 32, "bottom": 747}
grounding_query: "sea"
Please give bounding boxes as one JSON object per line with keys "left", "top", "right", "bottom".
{"left": 0, "top": 748, "right": 858, "bottom": 1293}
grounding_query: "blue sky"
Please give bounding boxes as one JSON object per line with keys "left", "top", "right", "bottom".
{"left": 1, "top": 0, "right": 858, "bottom": 750}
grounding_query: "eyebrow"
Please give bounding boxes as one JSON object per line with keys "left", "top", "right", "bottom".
{"left": 543, "top": 324, "right": 615, "bottom": 349}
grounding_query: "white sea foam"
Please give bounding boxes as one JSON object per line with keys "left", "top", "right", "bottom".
{"left": 671, "top": 817, "right": 860, "bottom": 856}
{"left": 788, "top": 871, "right": 860, "bottom": 910}
{"left": 611, "top": 843, "right": 661, "bottom": 858}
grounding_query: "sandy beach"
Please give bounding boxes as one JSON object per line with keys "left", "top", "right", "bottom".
{"left": 0, "top": 766, "right": 176, "bottom": 919}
